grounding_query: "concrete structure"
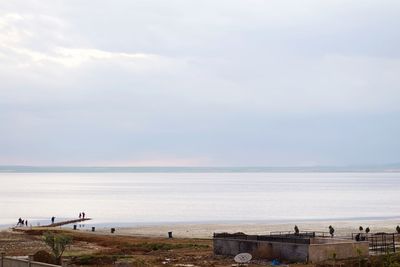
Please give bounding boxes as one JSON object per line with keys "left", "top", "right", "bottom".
{"left": 308, "top": 237, "right": 369, "bottom": 263}
{"left": 0, "top": 253, "right": 60, "bottom": 267}
{"left": 213, "top": 233, "right": 369, "bottom": 263}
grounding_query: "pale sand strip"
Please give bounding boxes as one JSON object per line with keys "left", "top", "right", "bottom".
{"left": 94, "top": 219, "right": 400, "bottom": 239}
{"left": 3, "top": 219, "right": 400, "bottom": 239}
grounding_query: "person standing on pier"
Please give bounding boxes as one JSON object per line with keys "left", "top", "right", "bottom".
{"left": 79, "top": 213, "right": 82, "bottom": 219}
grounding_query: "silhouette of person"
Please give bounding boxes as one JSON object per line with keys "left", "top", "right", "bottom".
{"left": 51, "top": 216, "right": 55, "bottom": 224}
{"left": 25, "top": 220, "right": 28, "bottom": 227}
{"left": 329, "top": 225, "right": 335, "bottom": 237}
{"left": 79, "top": 213, "right": 82, "bottom": 219}
{"left": 294, "top": 225, "right": 299, "bottom": 235}
{"left": 82, "top": 212, "right": 85, "bottom": 219}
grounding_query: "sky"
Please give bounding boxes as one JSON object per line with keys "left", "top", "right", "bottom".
{"left": 0, "top": 0, "right": 400, "bottom": 166}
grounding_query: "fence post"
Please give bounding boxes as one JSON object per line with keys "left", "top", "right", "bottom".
{"left": 1, "top": 251, "right": 4, "bottom": 267}
{"left": 393, "top": 234, "right": 396, "bottom": 253}
{"left": 28, "top": 254, "right": 33, "bottom": 267}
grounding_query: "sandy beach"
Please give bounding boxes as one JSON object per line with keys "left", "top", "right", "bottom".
{"left": 87, "top": 218, "right": 400, "bottom": 238}
{"left": 3, "top": 217, "right": 400, "bottom": 238}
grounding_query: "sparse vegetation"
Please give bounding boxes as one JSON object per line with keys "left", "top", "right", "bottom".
{"left": 383, "top": 252, "right": 400, "bottom": 267}
{"left": 42, "top": 232, "right": 72, "bottom": 264}
{"left": 70, "top": 254, "right": 118, "bottom": 265}
{"left": 317, "top": 253, "right": 400, "bottom": 267}
{"left": 356, "top": 248, "right": 365, "bottom": 267}
{"left": 116, "top": 242, "right": 209, "bottom": 253}
{"left": 70, "top": 255, "right": 155, "bottom": 266}
{"left": 331, "top": 252, "right": 337, "bottom": 267}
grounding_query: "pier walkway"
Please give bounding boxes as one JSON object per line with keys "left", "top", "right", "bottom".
{"left": 40, "top": 218, "right": 91, "bottom": 227}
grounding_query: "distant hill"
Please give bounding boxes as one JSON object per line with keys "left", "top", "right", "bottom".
{"left": 0, "top": 164, "right": 400, "bottom": 173}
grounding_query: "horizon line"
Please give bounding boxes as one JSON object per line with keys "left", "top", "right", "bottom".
{"left": 1, "top": 164, "right": 400, "bottom": 173}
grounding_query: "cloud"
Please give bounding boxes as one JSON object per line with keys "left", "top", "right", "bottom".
{"left": 0, "top": 11, "right": 172, "bottom": 71}
{"left": 4, "top": 45, "right": 160, "bottom": 68}
{"left": 0, "top": 1, "right": 400, "bottom": 166}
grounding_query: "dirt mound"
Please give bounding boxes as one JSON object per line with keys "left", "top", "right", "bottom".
{"left": 33, "top": 250, "right": 56, "bottom": 264}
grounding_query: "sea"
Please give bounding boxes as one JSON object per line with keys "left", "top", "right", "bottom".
{"left": 1, "top": 169, "right": 400, "bottom": 227}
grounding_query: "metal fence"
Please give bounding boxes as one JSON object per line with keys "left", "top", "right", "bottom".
{"left": 213, "top": 231, "right": 331, "bottom": 245}
{"left": 352, "top": 232, "right": 397, "bottom": 254}
{"left": 270, "top": 231, "right": 330, "bottom": 238}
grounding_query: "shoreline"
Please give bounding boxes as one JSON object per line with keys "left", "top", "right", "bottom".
{"left": 3, "top": 214, "right": 399, "bottom": 226}
{"left": 4, "top": 217, "right": 399, "bottom": 239}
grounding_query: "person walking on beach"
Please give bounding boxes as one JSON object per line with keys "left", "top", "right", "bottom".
{"left": 25, "top": 220, "right": 28, "bottom": 227}
{"left": 51, "top": 216, "right": 55, "bottom": 224}
{"left": 17, "top": 218, "right": 22, "bottom": 226}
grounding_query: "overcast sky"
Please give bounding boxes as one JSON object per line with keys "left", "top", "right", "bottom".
{"left": 1, "top": 0, "right": 399, "bottom": 166}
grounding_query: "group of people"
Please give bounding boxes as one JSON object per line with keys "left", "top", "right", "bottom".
{"left": 16, "top": 212, "right": 86, "bottom": 228}
{"left": 16, "top": 218, "right": 28, "bottom": 227}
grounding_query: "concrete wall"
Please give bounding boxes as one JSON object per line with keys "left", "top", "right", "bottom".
{"left": 213, "top": 238, "right": 309, "bottom": 262}
{"left": 311, "top": 237, "right": 356, "bottom": 244}
{"left": 214, "top": 238, "right": 369, "bottom": 263}
{"left": 2, "top": 258, "right": 30, "bottom": 267}
{"left": 0, "top": 256, "right": 60, "bottom": 267}
{"left": 308, "top": 241, "right": 369, "bottom": 263}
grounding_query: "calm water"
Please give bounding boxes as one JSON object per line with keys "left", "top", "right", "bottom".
{"left": 1, "top": 172, "right": 399, "bottom": 226}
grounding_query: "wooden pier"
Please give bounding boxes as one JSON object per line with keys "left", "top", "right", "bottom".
{"left": 40, "top": 218, "right": 91, "bottom": 227}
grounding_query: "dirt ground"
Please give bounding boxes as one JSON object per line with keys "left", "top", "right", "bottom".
{"left": 1, "top": 228, "right": 313, "bottom": 267}
{"left": 3, "top": 222, "right": 400, "bottom": 266}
